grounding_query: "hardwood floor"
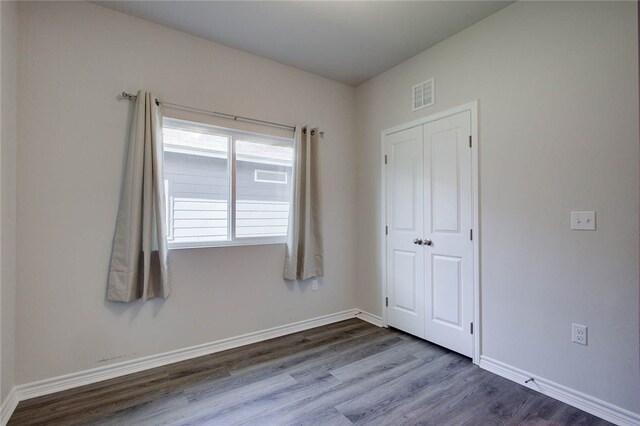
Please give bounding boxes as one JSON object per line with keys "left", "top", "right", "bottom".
{"left": 9, "top": 319, "right": 610, "bottom": 425}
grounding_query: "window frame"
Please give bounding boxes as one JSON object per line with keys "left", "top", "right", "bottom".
{"left": 254, "top": 169, "right": 288, "bottom": 184}
{"left": 162, "top": 117, "right": 294, "bottom": 250}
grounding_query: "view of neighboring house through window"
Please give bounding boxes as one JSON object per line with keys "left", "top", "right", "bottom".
{"left": 162, "top": 117, "right": 294, "bottom": 247}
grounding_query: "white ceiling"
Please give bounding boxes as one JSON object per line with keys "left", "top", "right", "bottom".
{"left": 94, "top": 1, "right": 513, "bottom": 86}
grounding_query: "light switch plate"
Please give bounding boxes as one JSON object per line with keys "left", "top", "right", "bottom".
{"left": 571, "top": 211, "right": 596, "bottom": 231}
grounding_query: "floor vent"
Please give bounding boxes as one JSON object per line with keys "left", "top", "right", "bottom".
{"left": 412, "top": 78, "right": 435, "bottom": 111}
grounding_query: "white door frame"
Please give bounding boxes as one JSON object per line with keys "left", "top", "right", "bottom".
{"left": 380, "top": 100, "right": 481, "bottom": 365}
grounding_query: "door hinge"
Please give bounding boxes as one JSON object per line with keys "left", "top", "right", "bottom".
{"left": 470, "top": 322, "right": 474, "bottom": 334}
{"left": 384, "top": 155, "right": 388, "bottom": 165}
{"left": 385, "top": 225, "right": 388, "bottom": 235}
{"left": 385, "top": 297, "right": 389, "bottom": 307}
{"left": 469, "top": 135, "right": 472, "bottom": 148}
{"left": 470, "top": 229, "right": 473, "bottom": 241}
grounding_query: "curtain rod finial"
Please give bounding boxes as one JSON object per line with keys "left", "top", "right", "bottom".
{"left": 121, "top": 92, "right": 136, "bottom": 101}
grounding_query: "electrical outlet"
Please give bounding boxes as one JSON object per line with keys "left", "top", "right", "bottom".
{"left": 572, "top": 323, "right": 587, "bottom": 345}
{"left": 312, "top": 280, "right": 318, "bottom": 291}
{"left": 570, "top": 211, "right": 596, "bottom": 231}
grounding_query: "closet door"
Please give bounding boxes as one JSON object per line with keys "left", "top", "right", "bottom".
{"left": 423, "top": 110, "right": 474, "bottom": 357}
{"left": 385, "top": 126, "right": 425, "bottom": 338}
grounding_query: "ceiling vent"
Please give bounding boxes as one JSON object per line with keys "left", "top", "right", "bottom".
{"left": 412, "top": 78, "right": 435, "bottom": 111}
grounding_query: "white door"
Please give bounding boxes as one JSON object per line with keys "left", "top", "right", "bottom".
{"left": 385, "top": 126, "right": 425, "bottom": 338}
{"left": 423, "top": 110, "right": 473, "bottom": 357}
{"left": 385, "top": 109, "right": 474, "bottom": 358}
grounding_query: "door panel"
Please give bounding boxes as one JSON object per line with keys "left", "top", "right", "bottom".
{"left": 424, "top": 110, "right": 473, "bottom": 357}
{"left": 431, "top": 254, "right": 462, "bottom": 327}
{"left": 393, "top": 250, "right": 417, "bottom": 312}
{"left": 393, "top": 141, "right": 416, "bottom": 230}
{"left": 385, "top": 126, "right": 425, "bottom": 338}
{"left": 431, "top": 133, "right": 460, "bottom": 233}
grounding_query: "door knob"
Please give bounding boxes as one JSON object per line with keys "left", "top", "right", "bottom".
{"left": 423, "top": 238, "right": 433, "bottom": 246}
{"left": 413, "top": 238, "right": 423, "bottom": 245}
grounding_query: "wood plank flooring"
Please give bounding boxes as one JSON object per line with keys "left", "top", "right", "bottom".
{"left": 9, "top": 319, "right": 610, "bottom": 425}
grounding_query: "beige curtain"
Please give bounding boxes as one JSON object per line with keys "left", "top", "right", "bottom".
{"left": 284, "top": 126, "right": 324, "bottom": 280}
{"left": 107, "top": 91, "right": 170, "bottom": 302}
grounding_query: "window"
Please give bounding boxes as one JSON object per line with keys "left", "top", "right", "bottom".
{"left": 162, "top": 118, "right": 294, "bottom": 248}
{"left": 254, "top": 169, "right": 288, "bottom": 184}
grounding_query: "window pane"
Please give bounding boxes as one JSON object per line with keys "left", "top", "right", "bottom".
{"left": 163, "top": 121, "right": 229, "bottom": 244}
{"left": 235, "top": 139, "right": 293, "bottom": 238}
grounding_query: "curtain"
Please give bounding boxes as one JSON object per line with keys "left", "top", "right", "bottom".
{"left": 107, "top": 91, "right": 170, "bottom": 302}
{"left": 284, "top": 126, "right": 324, "bottom": 280}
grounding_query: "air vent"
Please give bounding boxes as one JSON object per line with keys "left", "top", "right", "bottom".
{"left": 412, "top": 78, "right": 435, "bottom": 111}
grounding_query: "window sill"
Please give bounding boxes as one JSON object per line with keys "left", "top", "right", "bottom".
{"left": 168, "top": 239, "right": 287, "bottom": 250}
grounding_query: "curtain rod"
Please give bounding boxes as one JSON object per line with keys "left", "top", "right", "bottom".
{"left": 120, "top": 92, "right": 324, "bottom": 137}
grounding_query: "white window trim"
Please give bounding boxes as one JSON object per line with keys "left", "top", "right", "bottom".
{"left": 168, "top": 237, "right": 287, "bottom": 250}
{"left": 254, "top": 169, "right": 288, "bottom": 184}
{"left": 163, "top": 118, "right": 292, "bottom": 250}
{"left": 164, "top": 179, "right": 174, "bottom": 242}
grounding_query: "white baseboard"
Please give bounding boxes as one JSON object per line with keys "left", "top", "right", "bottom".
{"left": 5, "top": 308, "right": 370, "bottom": 423}
{"left": 480, "top": 355, "right": 640, "bottom": 426}
{"left": 354, "top": 309, "right": 384, "bottom": 327}
{"left": 1, "top": 387, "right": 18, "bottom": 426}
{"left": 4, "top": 314, "right": 636, "bottom": 426}
{"left": 17, "top": 311, "right": 635, "bottom": 426}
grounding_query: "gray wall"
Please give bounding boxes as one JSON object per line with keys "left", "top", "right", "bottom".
{"left": 15, "top": 1, "right": 358, "bottom": 385}
{"left": 6, "top": 0, "right": 640, "bottom": 420}
{"left": 1, "top": 0, "right": 17, "bottom": 406}
{"left": 355, "top": 1, "right": 639, "bottom": 414}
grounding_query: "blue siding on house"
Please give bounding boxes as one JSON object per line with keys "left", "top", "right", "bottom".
{"left": 164, "top": 151, "right": 292, "bottom": 242}
{"left": 164, "top": 152, "right": 292, "bottom": 201}
{"left": 164, "top": 152, "right": 228, "bottom": 200}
